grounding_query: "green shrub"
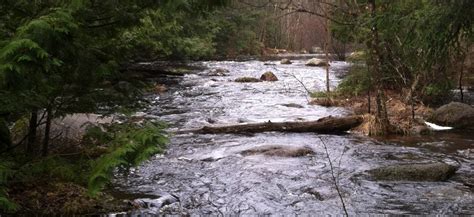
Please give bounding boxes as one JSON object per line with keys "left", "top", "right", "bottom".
{"left": 422, "top": 81, "right": 453, "bottom": 105}
{"left": 337, "top": 65, "right": 371, "bottom": 96}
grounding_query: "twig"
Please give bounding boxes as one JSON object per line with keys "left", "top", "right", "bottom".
{"left": 318, "top": 137, "right": 349, "bottom": 216}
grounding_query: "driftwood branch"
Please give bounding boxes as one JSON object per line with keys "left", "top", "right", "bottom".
{"left": 176, "top": 116, "right": 362, "bottom": 134}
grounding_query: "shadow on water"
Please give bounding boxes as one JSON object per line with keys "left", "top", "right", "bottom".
{"left": 105, "top": 57, "right": 473, "bottom": 216}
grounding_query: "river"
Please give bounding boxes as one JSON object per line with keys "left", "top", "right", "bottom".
{"left": 109, "top": 58, "right": 473, "bottom": 215}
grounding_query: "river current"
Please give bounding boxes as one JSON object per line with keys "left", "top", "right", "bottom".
{"left": 110, "top": 58, "right": 473, "bottom": 215}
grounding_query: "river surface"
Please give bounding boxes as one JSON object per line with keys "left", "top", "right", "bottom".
{"left": 110, "top": 58, "right": 473, "bottom": 215}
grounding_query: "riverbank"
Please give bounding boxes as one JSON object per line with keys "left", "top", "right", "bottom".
{"left": 310, "top": 91, "right": 434, "bottom": 135}
{"left": 9, "top": 181, "right": 128, "bottom": 215}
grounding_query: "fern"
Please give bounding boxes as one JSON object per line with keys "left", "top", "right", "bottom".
{"left": 0, "top": 160, "right": 18, "bottom": 212}
{"left": 87, "top": 121, "right": 168, "bottom": 196}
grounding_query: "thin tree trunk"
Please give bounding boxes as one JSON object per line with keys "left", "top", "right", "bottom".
{"left": 459, "top": 60, "right": 465, "bottom": 103}
{"left": 405, "top": 73, "right": 421, "bottom": 103}
{"left": 42, "top": 107, "right": 52, "bottom": 157}
{"left": 367, "top": 90, "right": 371, "bottom": 114}
{"left": 368, "top": 0, "right": 390, "bottom": 134}
{"left": 325, "top": 4, "right": 331, "bottom": 93}
{"left": 27, "top": 110, "right": 38, "bottom": 154}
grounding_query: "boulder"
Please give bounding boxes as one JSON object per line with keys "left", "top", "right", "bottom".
{"left": 368, "top": 162, "right": 457, "bottom": 182}
{"left": 241, "top": 145, "right": 314, "bottom": 157}
{"left": 280, "top": 58, "right": 292, "bottom": 64}
{"left": 260, "top": 71, "right": 278, "bottom": 81}
{"left": 309, "top": 46, "right": 323, "bottom": 54}
{"left": 208, "top": 68, "right": 229, "bottom": 76}
{"left": 305, "top": 58, "right": 329, "bottom": 67}
{"left": 235, "top": 77, "right": 262, "bottom": 83}
{"left": 129, "top": 194, "right": 179, "bottom": 210}
{"left": 429, "top": 102, "right": 474, "bottom": 128}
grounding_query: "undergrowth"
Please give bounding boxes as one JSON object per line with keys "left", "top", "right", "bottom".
{"left": 0, "top": 120, "right": 168, "bottom": 214}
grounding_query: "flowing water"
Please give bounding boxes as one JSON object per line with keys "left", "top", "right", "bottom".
{"left": 110, "top": 58, "right": 473, "bottom": 215}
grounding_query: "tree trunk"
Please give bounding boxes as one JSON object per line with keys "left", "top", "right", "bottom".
{"left": 459, "top": 59, "right": 465, "bottom": 103}
{"left": 0, "top": 118, "right": 11, "bottom": 149}
{"left": 42, "top": 107, "right": 52, "bottom": 157}
{"left": 367, "top": 0, "right": 390, "bottom": 134}
{"left": 177, "top": 116, "right": 362, "bottom": 134}
{"left": 27, "top": 110, "right": 38, "bottom": 154}
{"left": 324, "top": 5, "right": 331, "bottom": 93}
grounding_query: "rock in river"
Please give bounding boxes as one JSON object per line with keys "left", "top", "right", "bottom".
{"left": 129, "top": 193, "right": 179, "bottom": 210}
{"left": 235, "top": 77, "right": 262, "bottom": 83}
{"left": 280, "top": 58, "right": 292, "bottom": 64}
{"left": 241, "top": 145, "right": 314, "bottom": 157}
{"left": 280, "top": 103, "right": 304, "bottom": 108}
{"left": 207, "top": 68, "right": 229, "bottom": 76}
{"left": 368, "top": 162, "right": 458, "bottom": 182}
{"left": 429, "top": 102, "right": 474, "bottom": 129}
{"left": 260, "top": 71, "right": 278, "bottom": 81}
{"left": 305, "top": 58, "right": 329, "bottom": 67}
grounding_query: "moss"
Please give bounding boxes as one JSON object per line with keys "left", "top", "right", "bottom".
{"left": 310, "top": 91, "right": 330, "bottom": 98}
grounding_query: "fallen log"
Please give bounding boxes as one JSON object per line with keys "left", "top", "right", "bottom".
{"left": 176, "top": 116, "right": 362, "bottom": 134}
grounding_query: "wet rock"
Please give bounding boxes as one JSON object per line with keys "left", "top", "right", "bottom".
{"left": 305, "top": 58, "right": 329, "bottom": 67}
{"left": 241, "top": 145, "right": 314, "bottom": 157}
{"left": 300, "top": 49, "right": 308, "bottom": 54}
{"left": 452, "top": 175, "right": 474, "bottom": 188}
{"left": 410, "top": 125, "right": 432, "bottom": 135}
{"left": 152, "top": 83, "right": 167, "bottom": 93}
{"left": 260, "top": 71, "right": 278, "bottom": 81}
{"left": 280, "top": 58, "right": 292, "bottom": 64}
{"left": 368, "top": 163, "right": 458, "bottom": 182}
{"left": 429, "top": 102, "right": 474, "bottom": 129}
{"left": 309, "top": 46, "right": 323, "bottom": 54}
{"left": 129, "top": 194, "right": 179, "bottom": 210}
{"left": 280, "top": 103, "right": 304, "bottom": 108}
{"left": 302, "top": 188, "right": 324, "bottom": 201}
{"left": 235, "top": 77, "right": 262, "bottom": 83}
{"left": 207, "top": 68, "right": 229, "bottom": 76}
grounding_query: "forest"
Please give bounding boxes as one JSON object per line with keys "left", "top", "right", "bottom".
{"left": 0, "top": 0, "right": 473, "bottom": 215}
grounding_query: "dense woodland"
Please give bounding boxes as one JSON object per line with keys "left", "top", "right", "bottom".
{"left": 0, "top": 0, "right": 473, "bottom": 215}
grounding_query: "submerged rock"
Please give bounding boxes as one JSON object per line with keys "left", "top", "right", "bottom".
{"left": 241, "top": 145, "right": 314, "bottom": 157}
{"left": 280, "top": 103, "right": 304, "bottom": 108}
{"left": 305, "top": 58, "right": 329, "bottom": 67}
{"left": 235, "top": 77, "right": 262, "bottom": 83}
{"left": 280, "top": 58, "right": 292, "bottom": 64}
{"left": 207, "top": 68, "right": 229, "bottom": 76}
{"left": 129, "top": 194, "right": 179, "bottom": 210}
{"left": 368, "top": 162, "right": 458, "bottom": 182}
{"left": 429, "top": 102, "right": 474, "bottom": 129}
{"left": 301, "top": 188, "right": 324, "bottom": 201}
{"left": 260, "top": 71, "right": 278, "bottom": 81}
